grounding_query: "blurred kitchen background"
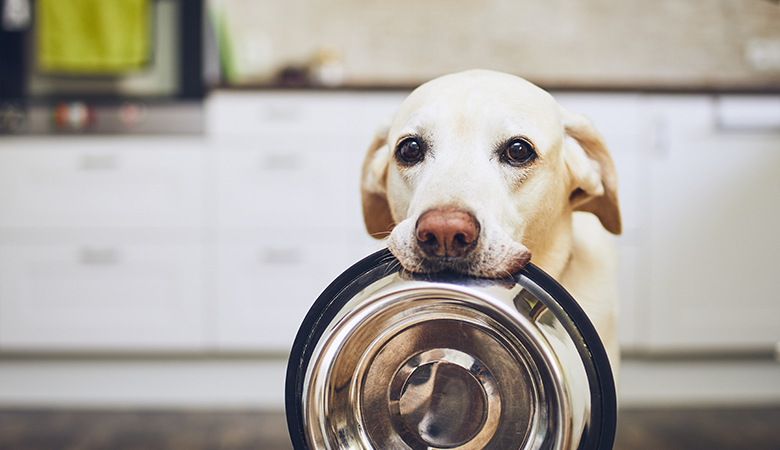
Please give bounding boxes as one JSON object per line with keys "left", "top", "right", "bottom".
{"left": 1, "top": 0, "right": 780, "bottom": 448}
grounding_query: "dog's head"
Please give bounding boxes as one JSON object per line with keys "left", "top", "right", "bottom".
{"left": 361, "top": 70, "right": 620, "bottom": 278}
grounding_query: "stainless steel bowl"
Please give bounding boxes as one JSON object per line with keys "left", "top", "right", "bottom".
{"left": 286, "top": 249, "right": 616, "bottom": 450}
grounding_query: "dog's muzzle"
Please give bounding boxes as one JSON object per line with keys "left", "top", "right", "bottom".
{"left": 285, "top": 249, "right": 616, "bottom": 450}
{"left": 388, "top": 208, "right": 532, "bottom": 278}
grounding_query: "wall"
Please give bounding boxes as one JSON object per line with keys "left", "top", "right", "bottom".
{"left": 213, "top": 0, "right": 780, "bottom": 89}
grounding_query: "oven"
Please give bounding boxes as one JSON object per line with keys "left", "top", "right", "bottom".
{"left": 0, "top": 0, "right": 203, "bottom": 134}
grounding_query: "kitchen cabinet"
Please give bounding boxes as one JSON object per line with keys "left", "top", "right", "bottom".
{"left": 215, "top": 229, "right": 374, "bottom": 350}
{"left": 215, "top": 134, "right": 356, "bottom": 229}
{"left": 208, "top": 92, "right": 402, "bottom": 351}
{"left": 0, "top": 242, "right": 207, "bottom": 351}
{"left": 0, "top": 138, "right": 207, "bottom": 228}
{"left": 643, "top": 95, "right": 780, "bottom": 351}
{"left": 0, "top": 91, "right": 777, "bottom": 355}
{"left": 0, "top": 93, "right": 402, "bottom": 354}
{"left": 0, "top": 137, "right": 209, "bottom": 351}
{"left": 558, "top": 93, "right": 780, "bottom": 353}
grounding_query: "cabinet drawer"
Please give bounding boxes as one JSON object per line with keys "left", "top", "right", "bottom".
{"left": 216, "top": 135, "right": 365, "bottom": 228}
{"left": 215, "top": 228, "right": 378, "bottom": 351}
{"left": 207, "top": 91, "right": 406, "bottom": 135}
{"left": 0, "top": 137, "right": 206, "bottom": 228}
{"left": 0, "top": 243, "right": 207, "bottom": 351}
{"left": 645, "top": 96, "right": 780, "bottom": 350}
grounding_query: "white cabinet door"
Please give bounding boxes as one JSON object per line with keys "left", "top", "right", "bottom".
{"left": 0, "top": 136, "right": 209, "bottom": 352}
{"left": 0, "top": 242, "right": 207, "bottom": 351}
{"left": 209, "top": 90, "right": 396, "bottom": 351}
{"left": 215, "top": 228, "right": 378, "bottom": 352}
{"left": 206, "top": 91, "right": 406, "bottom": 136}
{"left": 645, "top": 96, "right": 780, "bottom": 351}
{"left": 215, "top": 134, "right": 362, "bottom": 229}
{"left": 0, "top": 137, "right": 206, "bottom": 228}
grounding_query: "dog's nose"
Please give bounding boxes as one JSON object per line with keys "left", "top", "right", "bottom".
{"left": 416, "top": 209, "right": 480, "bottom": 258}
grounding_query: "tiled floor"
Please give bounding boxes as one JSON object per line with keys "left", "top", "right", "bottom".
{"left": 1, "top": 407, "right": 779, "bottom": 450}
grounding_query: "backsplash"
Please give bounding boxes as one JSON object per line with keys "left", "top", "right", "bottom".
{"left": 210, "top": 0, "right": 780, "bottom": 90}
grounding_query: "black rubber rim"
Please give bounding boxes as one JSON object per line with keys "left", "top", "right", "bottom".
{"left": 517, "top": 264, "right": 617, "bottom": 450}
{"left": 285, "top": 249, "right": 616, "bottom": 450}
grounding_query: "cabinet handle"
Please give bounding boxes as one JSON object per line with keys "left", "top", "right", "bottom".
{"left": 775, "top": 342, "right": 780, "bottom": 364}
{"left": 716, "top": 96, "right": 780, "bottom": 132}
{"left": 259, "top": 248, "right": 302, "bottom": 265}
{"left": 651, "top": 115, "right": 670, "bottom": 159}
{"left": 261, "top": 154, "right": 302, "bottom": 170}
{"left": 79, "top": 247, "right": 121, "bottom": 265}
{"left": 79, "top": 154, "right": 119, "bottom": 170}
{"left": 261, "top": 105, "right": 303, "bottom": 123}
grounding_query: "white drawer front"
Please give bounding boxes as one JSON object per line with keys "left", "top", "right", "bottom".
{"left": 0, "top": 243, "right": 207, "bottom": 351}
{"left": 216, "top": 134, "right": 366, "bottom": 229}
{"left": 0, "top": 138, "right": 206, "bottom": 228}
{"left": 215, "top": 228, "right": 380, "bottom": 351}
{"left": 206, "top": 91, "right": 406, "bottom": 135}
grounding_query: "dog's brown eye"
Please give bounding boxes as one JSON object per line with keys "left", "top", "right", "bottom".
{"left": 396, "top": 137, "right": 425, "bottom": 165}
{"left": 502, "top": 138, "right": 536, "bottom": 166}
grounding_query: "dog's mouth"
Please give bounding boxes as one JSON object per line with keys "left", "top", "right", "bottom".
{"left": 410, "top": 254, "right": 481, "bottom": 276}
{"left": 387, "top": 237, "right": 532, "bottom": 279}
{"left": 385, "top": 209, "right": 532, "bottom": 279}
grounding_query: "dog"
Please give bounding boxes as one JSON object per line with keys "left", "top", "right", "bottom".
{"left": 360, "top": 70, "right": 622, "bottom": 376}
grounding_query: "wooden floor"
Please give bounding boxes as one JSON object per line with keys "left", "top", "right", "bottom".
{"left": 614, "top": 407, "right": 780, "bottom": 450}
{"left": 1, "top": 407, "right": 779, "bottom": 450}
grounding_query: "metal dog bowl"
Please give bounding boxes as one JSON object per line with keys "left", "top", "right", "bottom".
{"left": 286, "top": 249, "right": 616, "bottom": 450}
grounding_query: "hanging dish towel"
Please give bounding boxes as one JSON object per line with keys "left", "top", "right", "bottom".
{"left": 36, "top": 0, "right": 151, "bottom": 74}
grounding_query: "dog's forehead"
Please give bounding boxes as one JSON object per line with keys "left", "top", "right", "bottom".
{"left": 390, "top": 71, "right": 562, "bottom": 145}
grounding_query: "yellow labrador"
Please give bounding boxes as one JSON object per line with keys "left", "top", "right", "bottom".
{"left": 361, "top": 70, "right": 622, "bottom": 374}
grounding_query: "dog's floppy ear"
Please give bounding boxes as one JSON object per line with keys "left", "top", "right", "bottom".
{"left": 561, "top": 108, "right": 622, "bottom": 235}
{"left": 361, "top": 121, "right": 395, "bottom": 239}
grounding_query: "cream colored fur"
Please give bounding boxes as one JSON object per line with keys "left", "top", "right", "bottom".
{"left": 361, "top": 70, "right": 622, "bottom": 376}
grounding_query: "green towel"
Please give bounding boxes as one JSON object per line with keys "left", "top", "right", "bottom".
{"left": 37, "top": 0, "right": 151, "bottom": 74}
